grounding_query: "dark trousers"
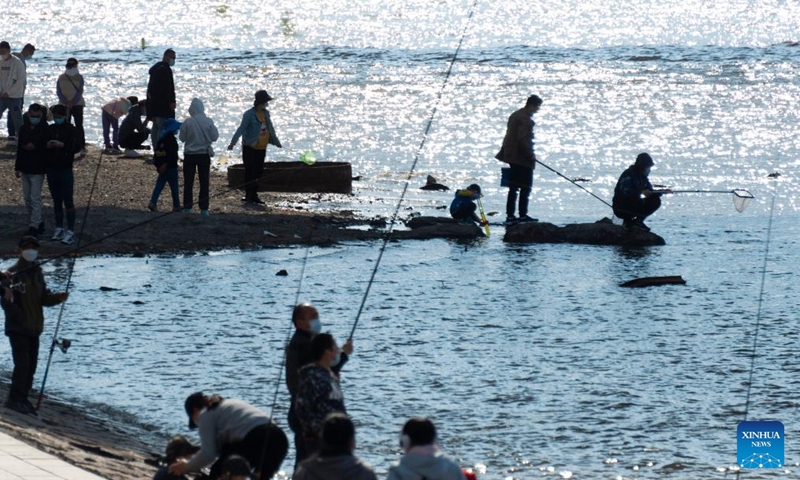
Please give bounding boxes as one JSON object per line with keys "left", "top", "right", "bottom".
{"left": 46, "top": 167, "right": 76, "bottom": 230}
{"left": 451, "top": 202, "right": 478, "bottom": 223}
{"left": 243, "top": 146, "right": 267, "bottom": 200}
{"left": 183, "top": 154, "right": 211, "bottom": 210}
{"left": 7, "top": 334, "right": 40, "bottom": 402}
{"left": 102, "top": 110, "right": 120, "bottom": 148}
{"left": 506, "top": 164, "right": 533, "bottom": 217}
{"left": 287, "top": 403, "right": 308, "bottom": 471}
{"left": 68, "top": 105, "right": 86, "bottom": 149}
{"left": 208, "top": 423, "right": 288, "bottom": 480}
{"left": 119, "top": 129, "right": 149, "bottom": 149}
{"left": 613, "top": 195, "right": 661, "bottom": 221}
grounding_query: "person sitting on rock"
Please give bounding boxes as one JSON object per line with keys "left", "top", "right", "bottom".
{"left": 612, "top": 153, "right": 668, "bottom": 232}
{"left": 449, "top": 184, "right": 488, "bottom": 227}
{"left": 388, "top": 417, "right": 467, "bottom": 480}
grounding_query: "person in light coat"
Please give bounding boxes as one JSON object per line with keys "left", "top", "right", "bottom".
{"left": 179, "top": 98, "right": 219, "bottom": 215}
{"left": 387, "top": 418, "right": 466, "bottom": 480}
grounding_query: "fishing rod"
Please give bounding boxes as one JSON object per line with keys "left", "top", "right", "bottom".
{"left": 534, "top": 159, "right": 614, "bottom": 209}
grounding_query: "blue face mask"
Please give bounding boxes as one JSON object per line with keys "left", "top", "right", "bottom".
{"left": 54, "top": 117, "right": 66, "bottom": 125}
{"left": 169, "top": 58, "right": 175, "bottom": 67}
{"left": 644, "top": 167, "right": 651, "bottom": 176}
{"left": 309, "top": 318, "right": 322, "bottom": 335}
{"left": 29, "top": 117, "right": 41, "bottom": 125}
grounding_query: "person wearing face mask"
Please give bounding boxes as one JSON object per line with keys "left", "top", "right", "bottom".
{"left": 15, "top": 104, "right": 49, "bottom": 236}
{"left": 612, "top": 152, "right": 666, "bottom": 232}
{"left": 119, "top": 98, "right": 151, "bottom": 158}
{"left": 45, "top": 104, "right": 80, "bottom": 245}
{"left": 294, "top": 333, "right": 349, "bottom": 460}
{"left": 0, "top": 40, "right": 27, "bottom": 143}
{"left": 496, "top": 95, "right": 543, "bottom": 225}
{"left": 56, "top": 57, "right": 86, "bottom": 158}
{"left": 285, "top": 303, "right": 354, "bottom": 470}
{"left": 228, "top": 90, "right": 283, "bottom": 204}
{"left": 387, "top": 418, "right": 467, "bottom": 480}
{"left": 147, "top": 49, "right": 177, "bottom": 148}
{"left": 8, "top": 43, "right": 34, "bottom": 139}
{"left": 168, "top": 392, "right": 288, "bottom": 480}
{"left": 0, "top": 235, "right": 68, "bottom": 416}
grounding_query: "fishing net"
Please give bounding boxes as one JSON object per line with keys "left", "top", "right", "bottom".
{"left": 732, "top": 189, "right": 754, "bottom": 213}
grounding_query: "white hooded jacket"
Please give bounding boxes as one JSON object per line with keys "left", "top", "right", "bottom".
{"left": 179, "top": 98, "right": 219, "bottom": 155}
{"left": 387, "top": 446, "right": 466, "bottom": 480}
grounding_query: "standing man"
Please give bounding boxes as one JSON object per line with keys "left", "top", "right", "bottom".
{"left": 0, "top": 41, "right": 27, "bottom": 144}
{"left": 15, "top": 104, "right": 49, "bottom": 236}
{"left": 147, "top": 49, "right": 176, "bottom": 147}
{"left": 1, "top": 235, "right": 68, "bottom": 415}
{"left": 496, "top": 95, "right": 543, "bottom": 225}
{"left": 9, "top": 43, "right": 34, "bottom": 139}
{"left": 285, "top": 303, "right": 353, "bottom": 470}
{"left": 228, "top": 90, "right": 282, "bottom": 204}
{"left": 612, "top": 152, "right": 666, "bottom": 232}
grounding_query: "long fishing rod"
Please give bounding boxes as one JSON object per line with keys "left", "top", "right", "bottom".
{"left": 348, "top": 0, "right": 479, "bottom": 340}
{"left": 535, "top": 159, "right": 614, "bottom": 209}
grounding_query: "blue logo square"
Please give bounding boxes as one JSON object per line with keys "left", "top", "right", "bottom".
{"left": 738, "top": 421, "right": 784, "bottom": 468}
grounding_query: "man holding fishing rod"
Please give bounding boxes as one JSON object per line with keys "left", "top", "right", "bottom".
{"left": 612, "top": 153, "right": 669, "bottom": 232}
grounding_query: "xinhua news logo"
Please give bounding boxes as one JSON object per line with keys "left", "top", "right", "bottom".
{"left": 738, "top": 421, "right": 784, "bottom": 469}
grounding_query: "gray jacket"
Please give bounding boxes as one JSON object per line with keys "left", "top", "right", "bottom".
{"left": 293, "top": 454, "right": 378, "bottom": 480}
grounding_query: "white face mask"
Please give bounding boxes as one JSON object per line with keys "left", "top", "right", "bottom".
{"left": 309, "top": 318, "right": 322, "bottom": 335}
{"left": 21, "top": 249, "right": 38, "bottom": 262}
{"left": 66, "top": 67, "right": 79, "bottom": 76}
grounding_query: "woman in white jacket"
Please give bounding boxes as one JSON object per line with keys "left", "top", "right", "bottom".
{"left": 387, "top": 418, "right": 467, "bottom": 480}
{"left": 179, "top": 98, "right": 218, "bottom": 216}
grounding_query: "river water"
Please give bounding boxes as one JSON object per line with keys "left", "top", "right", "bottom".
{"left": 3, "top": 0, "right": 800, "bottom": 478}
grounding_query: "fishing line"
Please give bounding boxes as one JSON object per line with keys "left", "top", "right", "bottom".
{"left": 348, "top": 0, "right": 480, "bottom": 340}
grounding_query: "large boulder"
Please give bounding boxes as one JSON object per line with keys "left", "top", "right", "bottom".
{"left": 503, "top": 218, "right": 665, "bottom": 246}
{"left": 398, "top": 216, "right": 483, "bottom": 240}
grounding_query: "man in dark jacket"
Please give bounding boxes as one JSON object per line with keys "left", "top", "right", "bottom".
{"left": 496, "top": 95, "right": 543, "bottom": 225}
{"left": 119, "top": 98, "right": 150, "bottom": 158}
{"left": 292, "top": 413, "right": 377, "bottom": 480}
{"left": 1, "top": 235, "right": 68, "bottom": 415}
{"left": 45, "top": 104, "right": 79, "bottom": 245}
{"left": 147, "top": 49, "right": 176, "bottom": 148}
{"left": 285, "top": 303, "right": 353, "bottom": 470}
{"left": 15, "top": 104, "right": 48, "bottom": 236}
{"left": 612, "top": 153, "right": 665, "bottom": 232}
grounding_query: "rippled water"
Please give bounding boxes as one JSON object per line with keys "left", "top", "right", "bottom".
{"left": 4, "top": 0, "right": 800, "bottom": 478}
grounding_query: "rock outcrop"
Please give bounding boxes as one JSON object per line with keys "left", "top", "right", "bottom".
{"left": 503, "top": 218, "right": 665, "bottom": 246}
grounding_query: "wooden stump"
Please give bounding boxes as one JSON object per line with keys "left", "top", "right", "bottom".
{"left": 227, "top": 162, "right": 352, "bottom": 194}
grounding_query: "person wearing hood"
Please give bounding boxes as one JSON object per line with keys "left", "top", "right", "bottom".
{"left": 388, "top": 418, "right": 466, "bottom": 480}
{"left": 101, "top": 97, "right": 132, "bottom": 153}
{"left": 168, "top": 392, "right": 288, "bottom": 480}
{"left": 119, "top": 98, "right": 150, "bottom": 158}
{"left": 228, "top": 90, "right": 282, "bottom": 204}
{"left": 148, "top": 118, "right": 182, "bottom": 212}
{"left": 7, "top": 43, "right": 34, "bottom": 138}
{"left": 45, "top": 104, "right": 80, "bottom": 245}
{"left": 179, "top": 98, "right": 219, "bottom": 216}
{"left": 285, "top": 304, "right": 353, "bottom": 470}
{"left": 292, "top": 413, "right": 377, "bottom": 480}
{"left": 612, "top": 152, "right": 667, "bottom": 232}
{"left": 56, "top": 57, "right": 86, "bottom": 158}
{"left": 0, "top": 40, "right": 26, "bottom": 142}
{"left": 147, "top": 49, "right": 177, "bottom": 148}
{"left": 1, "top": 235, "right": 68, "bottom": 416}
{"left": 15, "top": 104, "right": 49, "bottom": 236}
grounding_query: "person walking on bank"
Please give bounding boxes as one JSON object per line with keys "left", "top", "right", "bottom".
{"left": 15, "top": 104, "right": 49, "bottom": 236}
{"left": 56, "top": 57, "right": 86, "bottom": 158}
{"left": 0, "top": 41, "right": 27, "bottom": 143}
{"left": 292, "top": 413, "right": 378, "bottom": 480}
{"left": 496, "top": 95, "right": 543, "bottom": 225}
{"left": 119, "top": 98, "right": 150, "bottom": 158}
{"left": 46, "top": 105, "right": 80, "bottom": 245}
{"left": 388, "top": 418, "right": 467, "bottom": 480}
{"left": 148, "top": 118, "right": 182, "bottom": 212}
{"left": 147, "top": 49, "right": 177, "bottom": 147}
{"left": 179, "top": 98, "right": 218, "bottom": 215}
{"left": 228, "top": 90, "right": 282, "bottom": 204}
{"left": 0, "top": 235, "right": 68, "bottom": 415}
{"left": 612, "top": 152, "right": 666, "bottom": 232}
{"left": 168, "top": 392, "right": 288, "bottom": 480}
{"left": 285, "top": 303, "right": 354, "bottom": 470}
{"left": 101, "top": 97, "right": 132, "bottom": 153}
{"left": 8, "top": 43, "right": 34, "bottom": 139}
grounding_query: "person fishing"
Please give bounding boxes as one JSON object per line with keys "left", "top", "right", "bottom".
{"left": 612, "top": 153, "right": 668, "bottom": 231}
{"left": 169, "top": 392, "right": 288, "bottom": 480}
{"left": 449, "top": 184, "right": 488, "bottom": 227}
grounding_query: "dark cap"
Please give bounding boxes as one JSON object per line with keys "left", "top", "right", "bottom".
{"left": 254, "top": 90, "right": 273, "bottom": 106}
{"left": 66, "top": 57, "right": 78, "bottom": 67}
{"left": 165, "top": 435, "right": 200, "bottom": 462}
{"left": 184, "top": 392, "right": 205, "bottom": 429}
{"left": 635, "top": 152, "right": 654, "bottom": 168}
{"left": 0, "top": 41, "right": 10, "bottom": 50}
{"left": 19, "top": 235, "right": 40, "bottom": 248}
{"left": 467, "top": 184, "right": 481, "bottom": 194}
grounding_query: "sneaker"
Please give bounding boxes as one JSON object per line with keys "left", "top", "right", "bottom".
{"left": 110, "top": 147, "right": 122, "bottom": 154}
{"left": 518, "top": 215, "right": 538, "bottom": 223}
{"left": 200, "top": 209, "right": 210, "bottom": 217}
{"left": 61, "top": 230, "right": 75, "bottom": 245}
{"left": 7, "top": 136, "right": 17, "bottom": 146}
{"left": 124, "top": 149, "right": 142, "bottom": 158}
{"left": 251, "top": 197, "right": 266, "bottom": 205}
{"left": 77, "top": 148, "right": 87, "bottom": 159}
{"left": 505, "top": 215, "right": 519, "bottom": 225}
{"left": 147, "top": 202, "right": 158, "bottom": 212}
{"left": 183, "top": 208, "right": 191, "bottom": 213}
{"left": 4, "top": 398, "right": 28, "bottom": 415}
{"left": 21, "top": 399, "right": 38, "bottom": 416}
{"left": 51, "top": 227, "right": 65, "bottom": 241}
